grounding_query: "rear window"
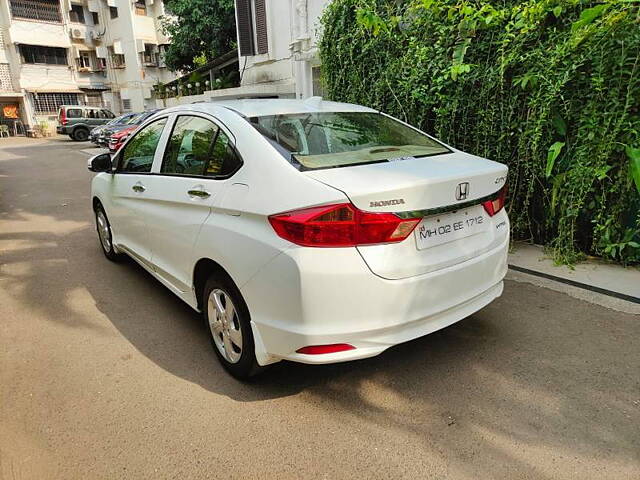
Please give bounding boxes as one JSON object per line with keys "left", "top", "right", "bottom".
{"left": 248, "top": 112, "right": 450, "bottom": 171}
{"left": 125, "top": 113, "right": 143, "bottom": 124}
{"left": 130, "top": 111, "right": 157, "bottom": 125}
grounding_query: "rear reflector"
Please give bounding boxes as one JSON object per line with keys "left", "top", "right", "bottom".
{"left": 269, "top": 203, "right": 420, "bottom": 247}
{"left": 483, "top": 183, "right": 507, "bottom": 217}
{"left": 296, "top": 344, "right": 356, "bottom": 355}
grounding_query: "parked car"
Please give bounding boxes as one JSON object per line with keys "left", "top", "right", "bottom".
{"left": 98, "top": 112, "right": 147, "bottom": 147}
{"left": 108, "top": 125, "right": 137, "bottom": 153}
{"left": 56, "top": 105, "right": 116, "bottom": 141}
{"left": 88, "top": 99, "right": 509, "bottom": 379}
{"left": 90, "top": 113, "right": 138, "bottom": 145}
{"left": 107, "top": 109, "right": 163, "bottom": 152}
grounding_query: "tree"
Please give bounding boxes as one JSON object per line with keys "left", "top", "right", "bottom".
{"left": 161, "top": 0, "right": 236, "bottom": 72}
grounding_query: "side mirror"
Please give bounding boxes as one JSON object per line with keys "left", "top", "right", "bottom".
{"left": 87, "top": 153, "right": 112, "bottom": 173}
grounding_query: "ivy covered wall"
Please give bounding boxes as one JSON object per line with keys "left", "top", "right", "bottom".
{"left": 319, "top": 0, "right": 640, "bottom": 264}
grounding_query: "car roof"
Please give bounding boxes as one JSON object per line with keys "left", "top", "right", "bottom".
{"left": 60, "top": 105, "right": 106, "bottom": 110}
{"left": 161, "top": 98, "right": 377, "bottom": 118}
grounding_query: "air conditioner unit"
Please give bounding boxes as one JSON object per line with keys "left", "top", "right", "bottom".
{"left": 70, "top": 28, "right": 84, "bottom": 39}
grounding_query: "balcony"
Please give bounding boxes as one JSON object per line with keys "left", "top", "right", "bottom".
{"left": 9, "top": 17, "right": 70, "bottom": 48}
{"left": 9, "top": 0, "right": 62, "bottom": 23}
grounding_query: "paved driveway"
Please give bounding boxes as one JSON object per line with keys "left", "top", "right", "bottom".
{"left": 1, "top": 138, "right": 638, "bottom": 479}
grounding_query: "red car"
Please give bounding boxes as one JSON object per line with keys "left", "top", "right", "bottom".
{"left": 108, "top": 109, "right": 163, "bottom": 152}
{"left": 108, "top": 125, "right": 137, "bottom": 152}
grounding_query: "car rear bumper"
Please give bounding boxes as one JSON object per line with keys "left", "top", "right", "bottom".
{"left": 57, "top": 126, "right": 69, "bottom": 134}
{"left": 241, "top": 234, "right": 509, "bottom": 365}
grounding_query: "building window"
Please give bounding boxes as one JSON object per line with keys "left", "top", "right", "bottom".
{"left": 108, "top": 47, "right": 125, "bottom": 68}
{"left": 97, "top": 57, "right": 107, "bottom": 70}
{"left": 85, "top": 94, "right": 103, "bottom": 107}
{"left": 77, "top": 51, "right": 92, "bottom": 70}
{"left": 20, "top": 45, "right": 67, "bottom": 65}
{"left": 135, "top": 0, "right": 146, "bottom": 15}
{"left": 142, "top": 44, "right": 158, "bottom": 66}
{"left": 122, "top": 99, "right": 131, "bottom": 111}
{"left": 31, "top": 93, "right": 80, "bottom": 114}
{"left": 109, "top": 6, "right": 118, "bottom": 19}
{"left": 236, "top": 0, "right": 267, "bottom": 56}
{"left": 9, "top": 0, "right": 61, "bottom": 23}
{"left": 91, "top": 12, "right": 99, "bottom": 25}
{"left": 69, "top": 4, "right": 85, "bottom": 23}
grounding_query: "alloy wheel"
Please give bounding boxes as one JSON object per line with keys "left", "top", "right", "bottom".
{"left": 207, "top": 288, "right": 243, "bottom": 363}
{"left": 96, "top": 210, "right": 112, "bottom": 253}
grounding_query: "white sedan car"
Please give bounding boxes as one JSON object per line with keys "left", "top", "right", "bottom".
{"left": 88, "top": 99, "right": 509, "bottom": 379}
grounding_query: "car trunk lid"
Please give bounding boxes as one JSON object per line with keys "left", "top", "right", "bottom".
{"left": 304, "top": 151, "right": 506, "bottom": 213}
{"left": 304, "top": 151, "right": 509, "bottom": 279}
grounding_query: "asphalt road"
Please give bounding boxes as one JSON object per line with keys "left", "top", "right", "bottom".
{"left": 1, "top": 138, "right": 638, "bottom": 480}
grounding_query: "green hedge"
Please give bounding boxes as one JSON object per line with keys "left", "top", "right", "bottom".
{"left": 319, "top": 0, "right": 640, "bottom": 264}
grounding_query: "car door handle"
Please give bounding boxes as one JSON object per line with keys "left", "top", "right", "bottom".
{"left": 132, "top": 184, "right": 146, "bottom": 193}
{"left": 187, "top": 189, "right": 211, "bottom": 198}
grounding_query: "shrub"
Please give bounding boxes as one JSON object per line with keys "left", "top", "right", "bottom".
{"left": 319, "top": 0, "right": 640, "bottom": 264}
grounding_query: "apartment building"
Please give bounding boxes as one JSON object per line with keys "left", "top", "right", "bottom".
{"left": 153, "top": 0, "right": 329, "bottom": 109}
{"left": 0, "top": 0, "right": 175, "bottom": 133}
{"left": 233, "top": 0, "right": 329, "bottom": 99}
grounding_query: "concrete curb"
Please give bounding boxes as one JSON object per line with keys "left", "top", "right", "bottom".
{"left": 507, "top": 243, "right": 640, "bottom": 314}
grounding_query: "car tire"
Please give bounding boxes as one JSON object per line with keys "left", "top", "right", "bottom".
{"left": 203, "top": 274, "right": 264, "bottom": 380}
{"left": 73, "top": 128, "right": 89, "bottom": 141}
{"left": 94, "top": 204, "right": 124, "bottom": 262}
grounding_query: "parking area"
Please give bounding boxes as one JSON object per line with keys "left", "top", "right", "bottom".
{"left": 1, "top": 137, "right": 639, "bottom": 479}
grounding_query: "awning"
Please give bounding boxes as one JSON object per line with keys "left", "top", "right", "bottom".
{"left": 26, "top": 89, "right": 83, "bottom": 94}
{"left": 79, "top": 86, "right": 109, "bottom": 91}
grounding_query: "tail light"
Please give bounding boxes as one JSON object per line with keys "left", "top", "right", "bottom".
{"left": 60, "top": 109, "right": 67, "bottom": 125}
{"left": 269, "top": 203, "right": 420, "bottom": 247}
{"left": 483, "top": 183, "right": 507, "bottom": 217}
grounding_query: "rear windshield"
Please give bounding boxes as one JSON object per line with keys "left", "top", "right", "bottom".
{"left": 130, "top": 111, "right": 158, "bottom": 125}
{"left": 126, "top": 113, "right": 143, "bottom": 124}
{"left": 106, "top": 116, "right": 124, "bottom": 126}
{"left": 248, "top": 112, "right": 450, "bottom": 170}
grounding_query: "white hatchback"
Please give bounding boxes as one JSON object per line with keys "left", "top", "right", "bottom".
{"left": 88, "top": 99, "right": 509, "bottom": 379}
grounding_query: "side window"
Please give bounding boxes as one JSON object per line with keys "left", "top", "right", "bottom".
{"left": 66, "top": 108, "right": 82, "bottom": 118}
{"left": 119, "top": 118, "right": 167, "bottom": 173}
{"left": 161, "top": 116, "right": 219, "bottom": 175}
{"left": 103, "top": 110, "right": 115, "bottom": 119}
{"left": 206, "top": 130, "right": 242, "bottom": 177}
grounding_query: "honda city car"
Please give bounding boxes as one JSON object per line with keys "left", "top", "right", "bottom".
{"left": 87, "top": 99, "right": 509, "bottom": 379}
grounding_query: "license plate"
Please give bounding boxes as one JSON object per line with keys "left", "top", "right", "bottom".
{"left": 415, "top": 206, "right": 488, "bottom": 249}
